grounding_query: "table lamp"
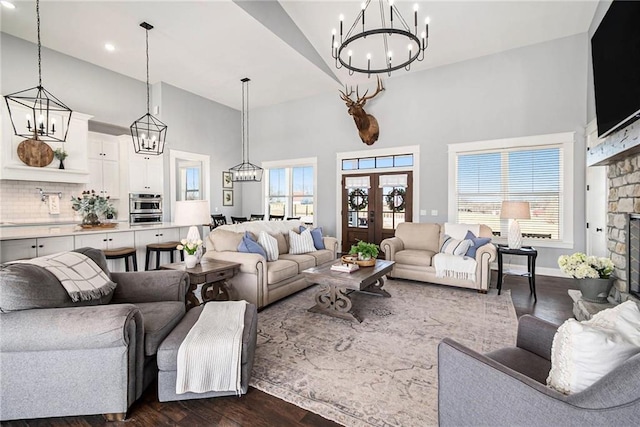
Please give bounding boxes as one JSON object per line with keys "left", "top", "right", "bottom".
{"left": 173, "top": 200, "right": 211, "bottom": 261}
{"left": 500, "top": 201, "right": 530, "bottom": 249}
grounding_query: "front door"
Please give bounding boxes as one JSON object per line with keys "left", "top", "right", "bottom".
{"left": 341, "top": 172, "right": 413, "bottom": 253}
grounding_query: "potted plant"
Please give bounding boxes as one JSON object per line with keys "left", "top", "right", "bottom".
{"left": 71, "top": 190, "right": 115, "bottom": 226}
{"left": 54, "top": 148, "right": 68, "bottom": 169}
{"left": 177, "top": 238, "right": 204, "bottom": 268}
{"left": 349, "top": 240, "right": 380, "bottom": 266}
{"left": 558, "top": 252, "right": 615, "bottom": 303}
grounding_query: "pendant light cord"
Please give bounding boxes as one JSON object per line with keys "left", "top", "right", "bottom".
{"left": 145, "top": 28, "right": 150, "bottom": 115}
{"left": 36, "top": 0, "right": 42, "bottom": 87}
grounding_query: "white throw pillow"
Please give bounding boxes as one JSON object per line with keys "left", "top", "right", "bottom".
{"left": 547, "top": 301, "right": 640, "bottom": 394}
{"left": 289, "top": 229, "right": 316, "bottom": 254}
{"left": 258, "top": 231, "right": 279, "bottom": 262}
{"left": 440, "top": 235, "right": 472, "bottom": 256}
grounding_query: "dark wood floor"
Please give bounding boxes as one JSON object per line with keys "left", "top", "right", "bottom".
{"left": 1, "top": 273, "right": 577, "bottom": 427}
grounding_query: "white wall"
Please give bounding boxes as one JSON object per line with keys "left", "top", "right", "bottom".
{"left": 246, "top": 33, "right": 590, "bottom": 270}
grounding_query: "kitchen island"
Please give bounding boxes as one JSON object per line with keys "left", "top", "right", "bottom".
{"left": 0, "top": 222, "right": 209, "bottom": 271}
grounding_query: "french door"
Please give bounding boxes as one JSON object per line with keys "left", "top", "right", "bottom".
{"left": 341, "top": 172, "right": 413, "bottom": 253}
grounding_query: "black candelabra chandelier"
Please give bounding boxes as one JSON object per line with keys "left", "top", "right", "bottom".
{"left": 130, "top": 22, "right": 167, "bottom": 155}
{"left": 4, "top": 0, "right": 73, "bottom": 142}
{"left": 229, "top": 78, "right": 263, "bottom": 182}
{"left": 331, "top": 0, "right": 430, "bottom": 77}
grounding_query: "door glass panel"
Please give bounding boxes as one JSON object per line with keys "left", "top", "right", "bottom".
{"left": 382, "top": 186, "right": 406, "bottom": 230}
{"left": 347, "top": 188, "right": 368, "bottom": 228}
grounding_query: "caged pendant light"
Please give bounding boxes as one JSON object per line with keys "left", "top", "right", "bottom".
{"left": 229, "top": 78, "right": 263, "bottom": 182}
{"left": 4, "top": 0, "right": 73, "bottom": 142}
{"left": 130, "top": 22, "right": 167, "bottom": 155}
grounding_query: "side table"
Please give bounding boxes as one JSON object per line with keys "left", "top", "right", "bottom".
{"left": 496, "top": 244, "right": 537, "bottom": 302}
{"left": 160, "top": 259, "right": 240, "bottom": 310}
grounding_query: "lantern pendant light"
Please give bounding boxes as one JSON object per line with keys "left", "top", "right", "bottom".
{"left": 229, "top": 78, "right": 263, "bottom": 182}
{"left": 4, "top": 0, "right": 73, "bottom": 142}
{"left": 130, "top": 22, "right": 167, "bottom": 155}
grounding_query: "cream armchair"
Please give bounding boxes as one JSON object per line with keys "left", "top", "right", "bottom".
{"left": 380, "top": 222, "right": 496, "bottom": 292}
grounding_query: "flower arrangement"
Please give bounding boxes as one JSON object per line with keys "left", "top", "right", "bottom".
{"left": 176, "top": 238, "right": 203, "bottom": 255}
{"left": 557, "top": 252, "right": 614, "bottom": 279}
{"left": 71, "top": 190, "right": 114, "bottom": 215}
{"left": 53, "top": 148, "right": 68, "bottom": 161}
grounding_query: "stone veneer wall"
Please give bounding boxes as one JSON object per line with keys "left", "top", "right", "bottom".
{"left": 0, "top": 180, "right": 84, "bottom": 223}
{"left": 606, "top": 121, "right": 640, "bottom": 301}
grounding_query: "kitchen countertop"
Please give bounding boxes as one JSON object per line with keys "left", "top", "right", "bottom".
{"left": 0, "top": 222, "right": 188, "bottom": 241}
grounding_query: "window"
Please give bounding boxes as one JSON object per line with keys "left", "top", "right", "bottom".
{"left": 449, "top": 133, "right": 574, "bottom": 247}
{"left": 184, "top": 167, "right": 200, "bottom": 200}
{"left": 342, "top": 154, "right": 414, "bottom": 170}
{"left": 264, "top": 158, "right": 316, "bottom": 223}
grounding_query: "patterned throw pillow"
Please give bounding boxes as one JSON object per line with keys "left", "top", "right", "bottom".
{"left": 440, "top": 234, "right": 472, "bottom": 256}
{"left": 237, "top": 231, "right": 266, "bottom": 259}
{"left": 299, "top": 226, "right": 325, "bottom": 250}
{"left": 464, "top": 230, "right": 492, "bottom": 258}
{"left": 289, "top": 228, "right": 317, "bottom": 254}
{"left": 258, "top": 231, "right": 279, "bottom": 262}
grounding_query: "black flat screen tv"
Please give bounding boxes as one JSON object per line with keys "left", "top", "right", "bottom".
{"left": 591, "top": 0, "right": 640, "bottom": 138}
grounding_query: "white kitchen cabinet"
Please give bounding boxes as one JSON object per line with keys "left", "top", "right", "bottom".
{"left": 0, "top": 236, "right": 74, "bottom": 263}
{"left": 0, "top": 109, "right": 92, "bottom": 183}
{"left": 74, "top": 231, "right": 135, "bottom": 272}
{"left": 129, "top": 152, "right": 164, "bottom": 194}
{"left": 86, "top": 132, "right": 120, "bottom": 199}
{"left": 134, "top": 227, "right": 181, "bottom": 269}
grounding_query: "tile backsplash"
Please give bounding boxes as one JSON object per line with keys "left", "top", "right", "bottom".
{"left": 0, "top": 180, "right": 85, "bottom": 223}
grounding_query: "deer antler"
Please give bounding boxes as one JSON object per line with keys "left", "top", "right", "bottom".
{"left": 357, "top": 77, "right": 384, "bottom": 106}
{"left": 338, "top": 85, "right": 355, "bottom": 105}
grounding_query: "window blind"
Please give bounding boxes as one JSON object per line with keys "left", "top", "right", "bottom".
{"left": 456, "top": 147, "right": 562, "bottom": 239}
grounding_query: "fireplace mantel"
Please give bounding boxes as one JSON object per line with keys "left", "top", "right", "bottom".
{"left": 588, "top": 121, "right": 640, "bottom": 166}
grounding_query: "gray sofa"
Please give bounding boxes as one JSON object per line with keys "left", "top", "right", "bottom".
{"left": 438, "top": 315, "right": 640, "bottom": 426}
{"left": 0, "top": 247, "right": 189, "bottom": 421}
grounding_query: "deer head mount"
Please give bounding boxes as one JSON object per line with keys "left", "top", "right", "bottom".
{"left": 339, "top": 77, "right": 385, "bottom": 145}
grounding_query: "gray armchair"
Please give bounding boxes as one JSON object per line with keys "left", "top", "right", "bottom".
{"left": 438, "top": 315, "right": 640, "bottom": 426}
{"left": 0, "top": 248, "right": 189, "bottom": 422}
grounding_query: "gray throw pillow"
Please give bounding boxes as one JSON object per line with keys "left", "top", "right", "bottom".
{"left": 0, "top": 247, "right": 115, "bottom": 313}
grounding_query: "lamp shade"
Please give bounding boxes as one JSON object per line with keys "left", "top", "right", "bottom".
{"left": 173, "top": 200, "right": 211, "bottom": 226}
{"left": 500, "top": 201, "right": 531, "bottom": 220}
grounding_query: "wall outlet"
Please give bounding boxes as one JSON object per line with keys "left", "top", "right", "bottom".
{"left": 431, "top": 210, "right": 438, "bottom": 216}
{"left": 420, "top": 209, "right": 427, "bottom": 216}
{"left": 215, "top": 207, "right": 219, "bottom": 212}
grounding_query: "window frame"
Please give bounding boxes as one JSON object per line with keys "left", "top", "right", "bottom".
{"left": 448, "top": 132, "right": 575, "bottom": 249}
{"left": 262, "top": 157, "right": 317, "bottom": 225}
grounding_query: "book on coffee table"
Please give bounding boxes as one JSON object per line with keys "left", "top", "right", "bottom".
{"left": 331, "top": 263, "right": 360, "bottom": 273}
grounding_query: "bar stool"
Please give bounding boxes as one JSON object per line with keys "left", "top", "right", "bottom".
{"left": 103, "top": 247, "right": 138, "bottom": 272}
{"left": 145, "top": 242, "right": 184, "bottom": 271}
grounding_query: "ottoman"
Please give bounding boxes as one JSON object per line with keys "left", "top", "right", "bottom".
{"left": 156, "top": 302, "right": 258, "bottom": 402}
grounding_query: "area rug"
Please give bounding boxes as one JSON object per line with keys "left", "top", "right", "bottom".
{"left": 249, "top": 280, "right": 518, "bottom": 427}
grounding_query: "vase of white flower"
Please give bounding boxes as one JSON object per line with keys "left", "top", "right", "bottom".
{"left": 558, "top": 252, "right": 615, "bottom": 303}
{"left": 176, "top": 238, "right": 203, "bottom": 268}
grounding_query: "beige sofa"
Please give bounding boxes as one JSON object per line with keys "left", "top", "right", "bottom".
{"left": 204, "top": 220, "right": 337, "bottom": 308}
{"left": 380, "top": 222, "right": 496, "bottom": 292}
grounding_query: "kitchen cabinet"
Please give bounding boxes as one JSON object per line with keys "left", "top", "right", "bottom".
{"left": 86, "top": 132, "right": 120, "bottom": 199}
{"left": 0, "top": 236, "right": 75, "bottom": 263}
{"left": 129, "top": 152, "right": 164, "bottom": 194}
{"left": 134, "top": 227, "right": 181, "bottom": 269}
{"left": 0, "top": 109, "right": 92, "bottom": 183}
{"left": 74, "top": 231, "right": 135, "bottom": 272}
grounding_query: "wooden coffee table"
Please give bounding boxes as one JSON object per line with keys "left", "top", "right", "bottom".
{"left": 303, "top": 259, "right": 395, "bottom": 322}
{"left": 160, "top": 259, "right": 240, "bottom": 310}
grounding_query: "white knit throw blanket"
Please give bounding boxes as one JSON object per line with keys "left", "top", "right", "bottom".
{"left": 10, "top": 251, "right": 115, "bottom": 302}
{"left": 433, "top": 253, "right": 477, "bottom": 282}
{"left": 176, "top": 301, "right": 247, "bottom": 395}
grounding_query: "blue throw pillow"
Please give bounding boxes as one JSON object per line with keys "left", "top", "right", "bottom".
{"left": 464, "top": 230, "right": 492, "bottom": 258}
{"left": 299, "top": 226, "right": 325, "bottom": 250}
{"left": 237, "top": 231, "right": 267, "bottom": 259}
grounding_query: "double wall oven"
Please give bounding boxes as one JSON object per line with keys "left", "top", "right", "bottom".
{"left": 129, "top": 193, "right": 163, "bottom": 224}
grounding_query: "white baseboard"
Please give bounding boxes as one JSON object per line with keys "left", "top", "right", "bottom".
{"left": 490, "top": 262, "right": 568, "bottom": 278}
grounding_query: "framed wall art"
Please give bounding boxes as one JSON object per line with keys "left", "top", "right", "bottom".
{"left": 223, "top": 189, "right": 233, "bottom": 206}
{"left": 222, "top": 171, "right": 233, "bottom": 189}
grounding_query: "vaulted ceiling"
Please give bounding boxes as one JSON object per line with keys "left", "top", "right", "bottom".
{"left": 1, "top": 1, "right": 598, "bottom": 110}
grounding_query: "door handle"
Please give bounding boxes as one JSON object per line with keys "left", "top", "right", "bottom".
{"left": 596, "top": 228, "right": 603, "bottom": 232}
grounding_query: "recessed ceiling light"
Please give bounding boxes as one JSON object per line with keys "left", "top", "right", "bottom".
{"left": 104, "top": 43, "right": 115, "bottom": 52}
{"left": 1, "top": 1, "right": 16, "bottom": 9}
